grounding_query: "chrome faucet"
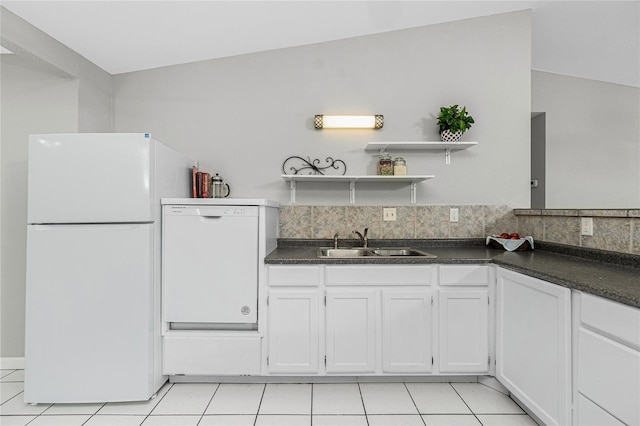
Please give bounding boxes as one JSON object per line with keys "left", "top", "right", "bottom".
{"left": 333, "top": 233, "right": 339, "bottom": 249}
{"left": 354, "top": 228, "right": 369, "bottom": 248}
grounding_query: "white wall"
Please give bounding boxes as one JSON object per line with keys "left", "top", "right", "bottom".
{"left": 532, "top": 70, "right": 640, "bottom": 208}
{"left": 0, "top": 7, "right": 113, "bottom": 132}
{"left": 0, "top": 56, "right": 78, "bottom": 359}
{"left": 0, "top": 8, "right": 113, "bottom": 360}
{"left": 113, "top": 11, "right": 531, "bottom": 207}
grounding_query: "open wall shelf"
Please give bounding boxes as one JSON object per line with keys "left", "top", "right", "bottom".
{"left": 365, "top": 141, "right": 478, "bottom": 164}
{"left": 281, "top": 174, "right": 435, "bottom": 205}
{"left": 279, "top": 142, "right": 476, "bottom": 204}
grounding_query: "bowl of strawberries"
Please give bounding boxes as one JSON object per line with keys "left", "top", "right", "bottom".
{"left": 486, "top": 232, "right": 533, "bottom": 251}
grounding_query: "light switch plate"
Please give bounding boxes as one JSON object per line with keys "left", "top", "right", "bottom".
{"left": 581, "top": 217, "right": 593, "bottom": 236}
{"left": 383, "top": 207, "right": 397, "bottom": 221}
{"left": 450, "top": 208, "right": 459, "bottom": 223}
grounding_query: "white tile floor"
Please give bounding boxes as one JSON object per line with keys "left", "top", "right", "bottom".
{"left": 1, "top": 370, "right": 539, "bottom": 426}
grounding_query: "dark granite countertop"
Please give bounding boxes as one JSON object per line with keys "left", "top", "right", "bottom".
{"left": 265, "top": 239, "right": 640, "bottom": 308}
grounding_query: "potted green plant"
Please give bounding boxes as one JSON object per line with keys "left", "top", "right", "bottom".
{"left": 437, "top": 104, "right": 474, "bottom": 142}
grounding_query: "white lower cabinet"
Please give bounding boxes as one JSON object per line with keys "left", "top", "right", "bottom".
{"left": 438, "top": 289, "right": 489, "bottom": 373}
{"left": 266, "top": 264, "right": 493, "bottom": 377}
{"left": 325, "top": 289, "right": 377, "bottom": 373}
{"left": 438, "top": 265, "right": 491, "bottom": 374}
{"left": 574, "top": 292, "right": 640, "bottom": 426}
{"left": 266, "top": 265, "right": 321, "bottom": 374}
{"left": 382, "top": 290, "right": 433, "bottom": 373}
{"left": 324, "top": 288, "right": 434, "bottom": 375}
{"left": 267, "top": 289, "right": 320, "bottom": 374}
{"left": 496, "top": 267, "right": 572, "bottom": 426}
{"left": 325, "top": 265, "right": 433, "bottom": 375}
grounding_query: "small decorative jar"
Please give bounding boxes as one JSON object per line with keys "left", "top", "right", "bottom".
{"left": 378, "top": 153, "right": 393, "bottom": 175}
{"left": 393, "top": 157, "right": 407, "bottom": 176}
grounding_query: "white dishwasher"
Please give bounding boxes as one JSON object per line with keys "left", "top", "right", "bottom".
{"left": 162, "top": 204, "right": 259, "bottom": 324}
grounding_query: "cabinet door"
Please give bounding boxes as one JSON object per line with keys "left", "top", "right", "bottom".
{"left": 496, "top": 268, "right": 571, "bottom": 426}
{"left": 382, "top": 290, "right": 433, "bottom": 373}
{"left": 438, "top": 289, "right": 489, "bottom": 373}
{"left": 267, "top": 289, "right": 320, "bottom": 374}
{"left": 325, "top": 289, "right": 377, "bottom": 374}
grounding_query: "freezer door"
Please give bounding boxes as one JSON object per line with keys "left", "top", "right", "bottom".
{"left": 24, "top": 224, "right": 156, "bottom": 403}
{"left": 163, "top": 206, "right": 259, "bottom": 324}
{"left": 28, "top": 133, "right": 155, "bottom": 224}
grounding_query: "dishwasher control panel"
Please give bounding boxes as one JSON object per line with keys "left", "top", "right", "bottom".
{"left": 166, "top": 205, "right": 259, "bottom": 217}
{"left": 222, "top": 207, "right": 253, "bottom": 216}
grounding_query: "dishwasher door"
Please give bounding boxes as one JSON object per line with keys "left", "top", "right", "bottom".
{"left": 163, "top": 205, "right": 259, "bottom": 324}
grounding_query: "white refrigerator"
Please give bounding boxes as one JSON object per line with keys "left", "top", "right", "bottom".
{"left": 24, "top": 133, "right": 193, "bottom": 403}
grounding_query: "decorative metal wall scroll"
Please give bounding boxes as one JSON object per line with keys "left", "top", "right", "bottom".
{"left": 282, "top": 156, "right": 347, "bottom": 176}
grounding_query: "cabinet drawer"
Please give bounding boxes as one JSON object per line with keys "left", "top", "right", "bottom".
{"left": 581, "top": 293, "right": 640, "bottom": 349}
{"left": 163, "top": 333, "right": 261, "bottom": 375}
{"left": 268, "top": 265, "right": 321, "bottom": 286}
{"left": 578, "top": 328, "right": 640, "bottom": 426}
{"left": 326, "top": 265, "right": 431, "bottom": 286}
{"left": 440, "top": 265, "right": 489, "bottom": 286}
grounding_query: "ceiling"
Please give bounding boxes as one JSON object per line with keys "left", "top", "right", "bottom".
{"left": 1, "top": 1, "right": 639, "bottom": 87}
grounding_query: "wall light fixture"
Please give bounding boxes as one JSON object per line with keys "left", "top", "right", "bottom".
{"left": 314, "top": 115, "right": 383, "bottom": 129}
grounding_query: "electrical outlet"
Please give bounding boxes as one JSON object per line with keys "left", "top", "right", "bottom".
{"left": 581, "top": 217, "right": 593, "bottom": 236}
{"left": 450, "top": 208, "right": 459, "bottom": 223}
{"left": 383, "top": 207, "right": 397, "bottom": 221}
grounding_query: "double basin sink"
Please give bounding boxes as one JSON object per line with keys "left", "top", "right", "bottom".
{"left": 317, "top": 247, "right": 436, "bottom": 258}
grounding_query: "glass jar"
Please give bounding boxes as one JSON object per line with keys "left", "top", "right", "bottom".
{"left": 378, "top": 153, "right": 393, "bottom": 176}
{"left": 393, "top": 157, "right": 407, "bottom": 176}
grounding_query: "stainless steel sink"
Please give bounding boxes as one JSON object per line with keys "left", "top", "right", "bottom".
{"left": 317, "top": 248, "right": 377, "bottom": 257}
{"left": 371, "top": 248, "right": 436, "bottom": 258}
{"left": 317, "top": 247, "right": 436, "bottom": 258}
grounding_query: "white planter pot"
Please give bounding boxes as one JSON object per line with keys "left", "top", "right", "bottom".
{"left": 440, "top": 129, "right": 463, "bottom": 142}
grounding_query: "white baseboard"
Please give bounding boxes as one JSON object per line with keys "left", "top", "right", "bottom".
{"left": 170, "top": 375, "right": 482, "bottom": 384}
{"left": 0, "top": 357, "right": 25, "bottom": 370}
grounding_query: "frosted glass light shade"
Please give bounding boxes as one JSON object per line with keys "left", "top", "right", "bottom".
{"left": 315, "top": 115, "right": 383, "bottom": 129}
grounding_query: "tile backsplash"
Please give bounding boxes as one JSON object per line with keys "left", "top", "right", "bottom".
{"left": 279, "top": 206, "right": 640, "bottom": 255}
{"left": 515, "top": 209, "right": 640, "bottom": 255}
{"left": 279, "top": 205, "right": 517, "bottom": 240}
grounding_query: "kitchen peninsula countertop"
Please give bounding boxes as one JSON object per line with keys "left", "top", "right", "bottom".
{"left": 265, "top": 239, "right": 640, "bottom": 308}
